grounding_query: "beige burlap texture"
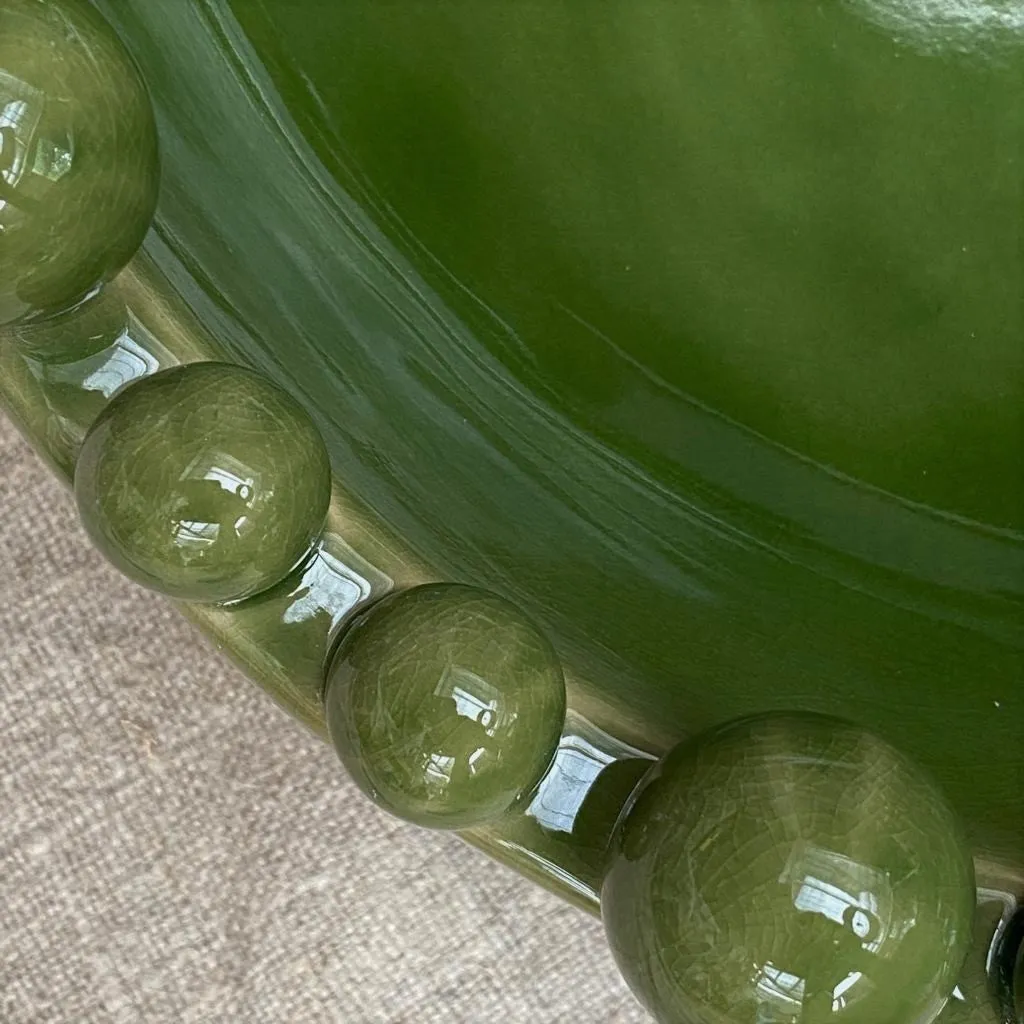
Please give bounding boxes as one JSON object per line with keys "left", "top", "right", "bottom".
{"left": 0, "top": 413, "right": 647, "bottom": 1024}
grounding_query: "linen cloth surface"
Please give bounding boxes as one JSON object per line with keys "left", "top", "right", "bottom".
{"left": 0, "top": 414, "right": 646, "bottom": 1024}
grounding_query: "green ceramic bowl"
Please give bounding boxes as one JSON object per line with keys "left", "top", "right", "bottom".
{"left": 0, "top": 2, "right": 1020, "bottom": 1022}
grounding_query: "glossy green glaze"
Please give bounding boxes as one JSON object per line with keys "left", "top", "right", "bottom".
{"left": 11, "top": 288, "right": 127, "bottom": 362}
{"left": 234, "top": 0, "right": 1024, "bottom": 531}
{"left": 603, "top": 714, "right": 976, "bottom": 1024}
{"left": 75, "top": 362, "right": 331, "bottom": 603}
{"left": 4, "top": 257, "right": 1011, "bottom": 1024}
{"left": 467, "top": 710, "right": 654, "bottom": 910}
{"left": 195, "top": 529, "right": 389, "bottom": 735}
{"left": 86, "top": 0, "right": 1022, "bottom": 868}
{"left": 0, "top": 265, "right": 199, "bottom": 479}
{"left": 326, "top": 584, "right": 566, "bottom": 829}
{"left": 0, "top": 0, "right": 159, "bottom": 325}
{"left": 1015, "top": 944, "right": 1023, "bottom": 1022}
{"left": 941, "top": 900, "right": 1011, "bottom": 1024}
{"left": 0, "top": 3, "right": 1019, "bottom": 1018}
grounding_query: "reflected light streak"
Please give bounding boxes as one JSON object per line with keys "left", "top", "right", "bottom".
{"left": 526, "top": 732, "right": 617, "bottom": 834}
{"left": 434, "top": 665, "right": 501, "bottom": 733}
{"left": 833, "top": 970, "right": 865, "bottom": 1011}
{"left": 753, "top": 962, "right": 805, "bottom": 1008}
{"left": 425, "top": 752, "right": 455, "bottom": 784}
{"left": 78, "top": 334, "right": 156, "bottom": 397}
{"left": 280, "top": 547, "right": 372, "bottom": 627}
{"left": 847, "top": 0, "right": 1024, "bottom": 54}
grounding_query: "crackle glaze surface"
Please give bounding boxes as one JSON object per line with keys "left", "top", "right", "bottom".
{"left": 0, "top": 2, "right": 1021, "bottom": 1021}
{"left": 82, "top": 0, "right": 1021, "bottom": 871}
{"left": 326, "top": 584, "right": 566, "bottom": 830}
{"left": 75, "top": 362, "right": 331, "bottom": 604}
{"left": 0, "top": 0, "right": 158, "bottom": 325}
{"left": 603, "top": 714, "right": 976, "bottom": 1024}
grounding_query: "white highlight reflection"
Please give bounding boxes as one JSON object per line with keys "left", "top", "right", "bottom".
{"left": 434, "top": 666, "right": 501, "bottom": 735}
{"left": 526, "top": 732, "right": 617, "bottom": 834}
{"left": 846, "top": 0, "right": 1024, "bottom": 55}
{"left": 78, "top": 334, "right": 156, "bottom": 397}
{"left": 783, "top": 843, "right": 893, "bottom": 953}
{"left": 754, "top": 962, "right": 805, "bottom": 1008}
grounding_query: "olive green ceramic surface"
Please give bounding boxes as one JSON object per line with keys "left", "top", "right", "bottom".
{"left": 326, "top": 584, "right": 566, "bottom": 829}
{"left": 75, "top": 361, "right": 331, "bottom": 604}
{"left": 1016, "top": 945, "right": 1024, "bottom": 1021}
{"left": 0, "top": 0, "right": 158, "bottom": 325}
{"left": 0, "top": 1, "right": 1021, "bottom": 1021}
{"left": 12, "top": 288, "right": 128, "bottom": 362}
{"left": 80, "top": 0, "right": 1022, "bottom": 867}
{"left": 234, "top": 1, "right": 1024, "bottom": 531}
{"left": 603, "top": 713, "right": 976, "bottom": 1024}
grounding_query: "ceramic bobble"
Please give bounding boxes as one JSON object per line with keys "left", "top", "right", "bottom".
{"left": 0, "top": 0, "right": 160, "bottom": 326}
{"left": 325, "top": 583, "right": 567, "bottom": 830}
{"left": 601, "top": 712, "right": 977, "bottom": 1024}
{"left": 75, "top": 362, "right": 332, "bottom": 604}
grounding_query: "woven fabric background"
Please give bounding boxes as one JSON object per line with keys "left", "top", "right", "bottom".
{"left": 0, "top": 413, "right": 648, "bottom": 1024}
